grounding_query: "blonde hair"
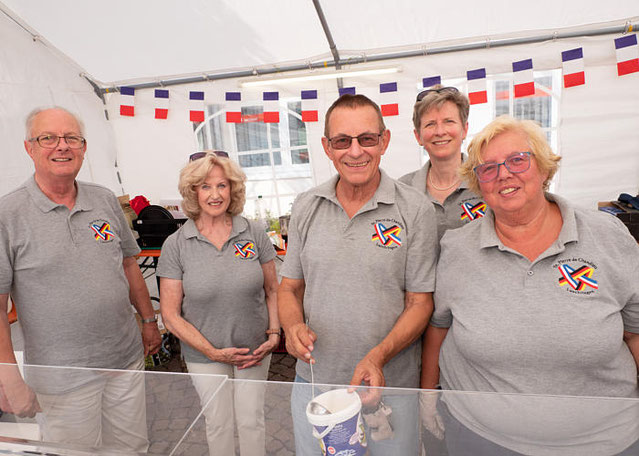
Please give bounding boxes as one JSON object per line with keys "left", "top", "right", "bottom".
{"left": 178, "top": 152, "right": 246, "bottom": 219}
{"left": 460, "top": 115, "right": 561, "bottom": 194}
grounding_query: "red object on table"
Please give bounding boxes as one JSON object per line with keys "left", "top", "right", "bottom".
{"left": 130, "top": 195, "right": 151, "bottom": 215}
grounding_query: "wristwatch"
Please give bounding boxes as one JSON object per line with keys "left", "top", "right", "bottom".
{"left": 266, "top": 328, "right": 281, "bottom": 336}
{"left": 141, "top": 315, "right": 157, "bottom": 324}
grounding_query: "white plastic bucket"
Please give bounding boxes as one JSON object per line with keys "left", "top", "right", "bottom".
{"left": 306, "top": 388, "right": 367, "bottom": 456}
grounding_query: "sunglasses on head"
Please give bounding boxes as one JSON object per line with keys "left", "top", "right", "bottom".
{"left": 189, "top": 151, "right": 230, "bottom": 162}
{"left": 416, "top": 86, "right": 460, "bottom": 102}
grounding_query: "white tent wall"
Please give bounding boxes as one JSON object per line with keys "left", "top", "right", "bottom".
{"left": 0, "top": 10, "right": 121, "bottom": 198}
{"left": 104, "top": 32, "right": 639, "bottom": 214}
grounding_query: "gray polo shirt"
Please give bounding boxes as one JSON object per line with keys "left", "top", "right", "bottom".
{"left": 432, "top": 193, "right": 639, "bottom": 399}
{"left": 0, "top": 176, "right": 143, "bottom": 372}
{"left": 281, "top": 170, "right": 439, "bottom": 387}
{"left": 399, "top": 158, "right": 484, "bottom": 241}
{"left": 157, "top": 216, "right": 276, "bottom": 363}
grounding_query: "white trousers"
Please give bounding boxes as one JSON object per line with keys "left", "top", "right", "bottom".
{"left": 36, "top": 358, "right": 148, "bottom": 454}
{"left": 187, "top": 354, "right": 271, "bottom": 456}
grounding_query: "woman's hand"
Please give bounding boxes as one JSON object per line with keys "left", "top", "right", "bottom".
{"left": 211, "top": 347, "right": 261, "bottom": 368}
{"left": 250, "top": 334, "right": 280, "bottom": 368}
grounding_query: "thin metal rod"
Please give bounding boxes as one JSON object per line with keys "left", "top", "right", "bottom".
{"left": 312, "top": 0, "right": 341, "bottom": 70}
{"left": 101, "top": 22, "right": 637, "bottom": 93}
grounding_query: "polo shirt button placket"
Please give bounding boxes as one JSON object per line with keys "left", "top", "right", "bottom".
{"left": 67, "top": 213, "right": 77, "bottom": 245}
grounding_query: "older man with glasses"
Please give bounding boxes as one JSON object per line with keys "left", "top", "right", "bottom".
{"left": 278, "top": 94, "right": 439, "bottom": 455}
{"left": 0, "top": 107, "right": 161, "bottom": 452}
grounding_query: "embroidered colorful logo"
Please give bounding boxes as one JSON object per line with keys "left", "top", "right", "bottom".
{"left": 460, "top": 201, "right": 486, "bottom": 221}
{"left": 371, "top": 223, "right": 402, "bottom": 247}
{"left": 90, "top": 221, "right": 115, "bottom": 242}
{"left": 234, "top": 241, "right": 256, "bottom": 259}
{"left": 557, "top": 264, "right": 598, "bottom": 291}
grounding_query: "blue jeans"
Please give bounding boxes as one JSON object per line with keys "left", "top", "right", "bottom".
{"left": 291, "top": 375, "right": 419, "bottom": 456}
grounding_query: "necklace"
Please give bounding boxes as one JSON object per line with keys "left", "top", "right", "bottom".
{"left": 428, "top": 171, "right": 460, "bottom": 191}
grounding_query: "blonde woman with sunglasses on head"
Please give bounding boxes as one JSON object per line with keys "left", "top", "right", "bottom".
{"left": 158, "top": 151, "right": 280, "bottom": 456}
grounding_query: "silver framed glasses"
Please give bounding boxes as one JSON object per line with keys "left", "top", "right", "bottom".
{"left": 29, "top": 135, "right": 86, "bottom": 149}
{"left": 327, "top": 133, "right": 383, "bottom": 150}
{"left": 474, "top": 152, "right": 532, "bottom": 183}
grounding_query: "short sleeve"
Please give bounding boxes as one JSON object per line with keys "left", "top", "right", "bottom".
{"left": 0, "top": 220, "right": 13, "bottom": 294}
{"left": 253, "top": 222, "right": 276, "bottom": 264}
{"left": 405, "top": 200, "right": 439, "bottom": 293}
{"left": 430, "top": 232, "right": 454, "bottom": 328}
{"left": 108, "top": 193, "right": 140, "bottom": 258}
{"left": 280, "top": 196, "right": 305, "bottom": 280}
{"left": 156, "top": 233, "right": 184, "bottom": 280}
{"left": 619, "top": 226, "right": 639, "bottom": 333}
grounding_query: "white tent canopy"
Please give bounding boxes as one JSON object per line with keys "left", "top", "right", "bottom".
{"left": 2, "top": 0, "right": 639, "bottom": 85}
{"left": 1, "top": 1, "right": 638, "bottom": 215}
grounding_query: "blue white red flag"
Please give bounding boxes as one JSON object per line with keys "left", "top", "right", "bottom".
{"left": 512, "top": 59, "right": 535, "bottom": 98}
{"left": 614, "top": 35, "right": 639, "bottom": 76}
{"left": 467, "top": 68, "right": 487, "bottom": 105}
{"left": 379, "top": 82, "right": 399, "bottom": 116}
{"left": 561, "top": 48, "right": 585, "bottom": 88}
{"left": 189, "top": 91, "right": 205, "bottom": 123}
{"left": 301, "top": 90, "right": 319, "bottom": 122}
{"left": 154, "top": 89, "right": 169, "bottom": 119}
{"left": 120, "top": 86, "right": 135, "bottom": 117}
{"left": 263, "top": 92, "right": 279, "bottom": 123}
{"left": 226, "top": 92, "right": 242, "bottom": 123}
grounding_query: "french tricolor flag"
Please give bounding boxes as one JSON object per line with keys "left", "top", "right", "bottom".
{"left": 339, "top": 87, "right": 356, "bottom": 96}
{"left": 189, "top": 91, "right": 205, "bottom": 123}
{"left": 154, "top": 89, "right": 169, "bottom": 119}
{"left": 422, "top": 76, "right": 441, "bottom": 88}
{"left": 614, "top": 35, "right": 639, "bottom": 76}
{"left": 263, "top": 92, "right": 279, "bottom": 123}
{"left": 379, "top": 82, "right": 399, "bottom": 116}
{"left": 301, "top": 90, "right": 319, "bottom": 122}
{"left": 512, "top": 59, "right": 535, "bottom": 98}
{"left": 467, "top": 68, "right": 487, "bottom": 105}
{"left": 119, "top": 86, "right": 135, "bottom": 117}
{"left": 561, "top": 48, "right": 585, "bottom": 88}
{"left": 226, "top": 92, "right": 242, "bottom": 123}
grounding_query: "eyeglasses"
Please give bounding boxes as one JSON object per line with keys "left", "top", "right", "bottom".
{"left": 474, "top": 152, "right": 532, "bottom": 183}
{"left": 327, "top": 133, "right": 383, "bottom": 150}
{"left": 189, "top": 150, "right": 230, "bottom": 162}
{"left": 416, "top": 86, "right": 460, "bottom": 102}
{"left": 29, "top": 134, "right": 86, "bottom": 149}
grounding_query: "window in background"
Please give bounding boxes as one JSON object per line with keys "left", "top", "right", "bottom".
{"left": 422, "top": 69, "right": 561, "bottom": 188}
{"left": 193, "top": 99, "right": 313, "bottom": 218}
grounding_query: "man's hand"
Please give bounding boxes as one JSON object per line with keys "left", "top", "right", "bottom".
{"left": 284, "top": 322, "right": 316, "bottom": 364}
{"left": 349, "top": 355, "right": 385, "bottom": 407}
{"left": 141, "top": 323, "right": 162, "bottom": 356}
{"left": 0, "top": 379, "right": 40, "bottom": 418}
{"left": 420, "top": 391, "right": 444, "bottom": 440}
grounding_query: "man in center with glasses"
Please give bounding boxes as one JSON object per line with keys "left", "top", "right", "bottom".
{"left": 0, "top": 107, "right": 160, "bottom": 452}
{"left": 279, "top": 94, "right": 438, "bottom": 455}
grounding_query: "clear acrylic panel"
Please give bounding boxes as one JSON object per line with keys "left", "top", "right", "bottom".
{"left": 1, "top": 363, "right": 638, "bottom": 455}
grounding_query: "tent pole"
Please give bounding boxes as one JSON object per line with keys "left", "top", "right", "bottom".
{"left": 101, "top": 22, "right": 638, "bottom": 93}
{"left": 311, "top": 0, "right": 341, "bottom": 71}
{"left": 311, "top": 0, "right": 345, "bottom": 90}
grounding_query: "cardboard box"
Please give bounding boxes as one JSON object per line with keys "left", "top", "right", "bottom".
{"left": 118, "top": 194, "right": 138, "bottom": 230}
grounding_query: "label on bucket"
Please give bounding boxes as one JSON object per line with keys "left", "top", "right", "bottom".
{"left": 314, "top": 412, "right": 367, "bottom": 456}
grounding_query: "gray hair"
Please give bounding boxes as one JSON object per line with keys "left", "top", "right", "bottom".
{"left": 25, "top": 107, "right": 85, "bottom": 140}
